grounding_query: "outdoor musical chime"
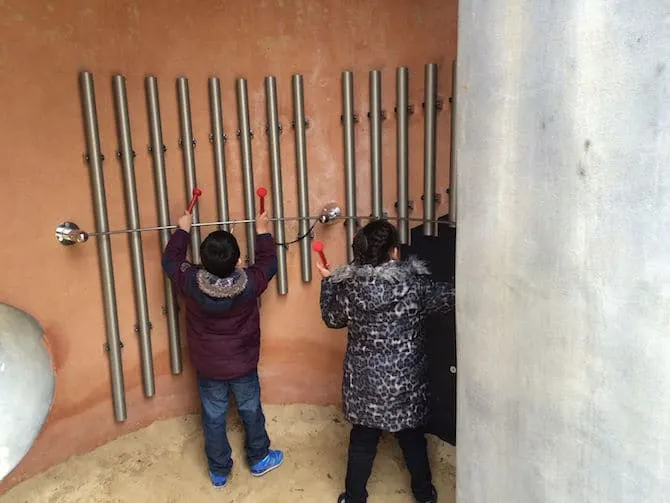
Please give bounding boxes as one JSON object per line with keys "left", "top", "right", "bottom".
{"left": 57, "top": 64, "right": 454, "bottom": 422}
{"left": 55, "top": 187, "right": 343, "bottom": 246}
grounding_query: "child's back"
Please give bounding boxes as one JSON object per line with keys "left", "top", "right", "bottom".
{"left": 321, "top": 255, "right": 453, "bottom": 432}
{"left": 162, "top": 210, "right": 282, "bottom": 489}
{"left": 163, "top": 226, "right": 276, "bottom": 380}
{"left": 318, "top": 219, "right": 453, "bottom": 503}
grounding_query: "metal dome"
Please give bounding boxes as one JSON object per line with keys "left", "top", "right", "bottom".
{"left": 0, "top": 303, "right": 55, "bottom": 480}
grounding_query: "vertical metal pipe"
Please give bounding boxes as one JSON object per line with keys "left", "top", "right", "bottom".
{"left": 176, "top": 77, "right": 201, "bottom": 262}
{"left": 369, "top": 70, "right": 383, "bottom": 220}
{"left": 79, "top": 72, "right": 127, "bottom": 422}
{"left": 208, "top": 77, "right": 231, "bottom": 232}
{"left": 342, "top": 71, "right": 357, "bottom": 263}
{"left": 292, "top": 74, "right": 312, "bottom": 282}
{"left": 448, "top": 60, "right": 457, "bottom": 226}
{"left": 265, "top": 76, "right": 288, "bottom": 295}
{"left": 236, "top": 78, "right": 256, "bottom": 264}
{"left": 423, "top": 63, "right": 439, "bottom": 236}
{"left": 112, "top": 75, "right": 155, "bottom": 398}
{"left": 146, "top": 76, "right": 182, "bottom": 375}
{"left": 396, "top": 67, "right": 410, "bottom": 244}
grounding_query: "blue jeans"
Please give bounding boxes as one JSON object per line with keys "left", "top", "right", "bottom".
{"left": 197, "top": 370, "right": 271, "bottom": 476}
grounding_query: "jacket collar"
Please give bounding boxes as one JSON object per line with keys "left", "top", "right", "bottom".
{"left": 196, "top": 268, "right": 248, "bottom": 299}
{"left": 329, "top": 255, "right": 431, "bottom": 283}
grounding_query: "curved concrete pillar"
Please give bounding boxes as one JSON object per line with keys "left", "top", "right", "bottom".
{"left": 0, "top": 304, "right": 55, "bottom": 480}
{"left": 456, "top": 1, "right": 670, "bottom": 501}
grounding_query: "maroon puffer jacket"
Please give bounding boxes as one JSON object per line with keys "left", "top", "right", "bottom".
{"left": 162, "top": 229, "right": 277, "bottom": 380}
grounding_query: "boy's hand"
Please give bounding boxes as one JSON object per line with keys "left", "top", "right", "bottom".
{"left": 257, "top": 211, "right": 270, "bottom": 235}
{"left": 178, "top": 211, "right": 192, "bottom": 232}
{"left": 316, "top": 261, "right": 332, "bottom": 279}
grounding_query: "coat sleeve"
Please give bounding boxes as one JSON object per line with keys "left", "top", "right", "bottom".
{"left": 420, "top": 277, "right": 456, "bottom": 315}
{"left": 320, "top": 278, "right": 348, "bottom": 329}
{"left": 161, "top": 229, "right": 196, "bottom": 297}
{"left": 246, "top": 233, "right": 278, "bottom": 297}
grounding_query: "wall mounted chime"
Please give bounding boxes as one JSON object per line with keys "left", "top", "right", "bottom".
{"left": 57, "top": 63, "right": 455, "bottom": 422}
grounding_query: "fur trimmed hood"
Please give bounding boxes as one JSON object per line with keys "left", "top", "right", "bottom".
{"left": 328, "top": 255, "right": 431, "bottom": 284}
{"left": 196, "top": 268, "right": 248, "bottom": 300}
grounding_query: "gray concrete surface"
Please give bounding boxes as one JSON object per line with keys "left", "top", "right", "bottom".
{"left": 455, "top": 1, "right": 670, "bottom": 501}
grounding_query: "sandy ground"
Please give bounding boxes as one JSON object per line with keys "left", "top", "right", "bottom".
{"left": 1, "top": 405, "right": 456, "bottom": 503}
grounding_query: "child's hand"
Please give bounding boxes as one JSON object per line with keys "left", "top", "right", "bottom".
{"left": 257, "top": 212, "right": 270, "bottom": 235}
{"left": 178, "top": 211, "right": 192, "bottom": 232}
{"left": 316, "top": 261, "right": 332, "bottom": 279}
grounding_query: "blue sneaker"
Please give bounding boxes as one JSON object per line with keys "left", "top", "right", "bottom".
{"left": 209, "top": 471, "right": 228, "bottom": 487}
{"left": 250, "top": 449, "right": 284, "bottom": 477}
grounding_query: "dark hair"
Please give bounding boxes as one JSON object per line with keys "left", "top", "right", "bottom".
{"left": 352, "top": 219, "right": 400, "bottom": 266}
{"left": 200, "top": 231, "right": 241, "bottom": 278}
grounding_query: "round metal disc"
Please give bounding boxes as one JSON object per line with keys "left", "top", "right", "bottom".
{"left": 319, "top": 202, "right": 342, "bottom": 224}
{"left": 55, "top": 221, "right": 87, "bottom": 246}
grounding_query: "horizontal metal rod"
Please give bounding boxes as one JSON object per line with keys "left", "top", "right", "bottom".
{"left": 82, "top": 216, "right": 454, "bottom": 238}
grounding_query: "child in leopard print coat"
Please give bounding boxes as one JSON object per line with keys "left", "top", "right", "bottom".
{"left": 316, "top": 219, "right": 455, "bottom": 503}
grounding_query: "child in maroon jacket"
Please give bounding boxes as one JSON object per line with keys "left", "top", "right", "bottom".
{"left": 162, "top": 209, "right": 282, "bottom": 488}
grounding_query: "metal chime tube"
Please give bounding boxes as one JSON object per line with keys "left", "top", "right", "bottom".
{"left": 145, "top": 76, "right": 182, "bottom": 375}
{"left": 265, "top": 76, "right": 288, "bottom": 295}
{"left": 396, "top": 67, "right": 410, "bottom": 244}
{"left": 209, "top": 77, "right": 231, "bottom": 232}
{"left": 292, "top": 74, "right": 312, "bottom": 282}
{"left": 370, "top": 70, "right": 383, "bottom": 220}
{"left": 342, "top": 71, "right": 357, "bottom": 263}
{"left": 236, "top": 78, "right": 257, "bottom": 264}
{"left": 79, "top": 71, "right": 127, "bottom": 422}
{"left": 448, "top": 60, "right": 457, "bottom": 226}
{"left": 423, "top": 63, "right": 439, "bottom": 236}
{"left": 112, "top": 75, "right": 155, "bottom": 398}
{"left": 176, "top": 77, "right": 201, "bottom": 262}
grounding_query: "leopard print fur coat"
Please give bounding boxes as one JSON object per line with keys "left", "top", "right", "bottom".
{"left": 320, "top": 256, "right": 455, "bottom": 432}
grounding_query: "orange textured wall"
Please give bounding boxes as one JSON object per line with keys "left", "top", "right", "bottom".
{"left": 0, "top": 0, "right": 457, "bottom": 491}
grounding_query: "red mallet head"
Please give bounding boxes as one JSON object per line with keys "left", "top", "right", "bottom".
{"left": 187, "top": 187, "right": 202, "bottom": 214}
{"left": 312, "top": 240, "right": 329, "bottom": 269}
{"left": 256, "top": 187, "right": 267, "bottom": 213}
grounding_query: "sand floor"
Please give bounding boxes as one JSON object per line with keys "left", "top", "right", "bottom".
{"left": 1, "top": 405, "right": 456, "bottom": 503}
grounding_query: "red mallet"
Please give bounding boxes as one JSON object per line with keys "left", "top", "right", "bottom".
{"left": 187, "top": 188, "right": 202, "bottom": 214}
{"left": 256, "top": 187, "right": 268, "bottom": 214}
{"left": 312, "top": 240, "right": 329, "bottom": 269}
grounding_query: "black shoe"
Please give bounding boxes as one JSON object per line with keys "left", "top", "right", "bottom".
{"left": 416, "top": 486, "right": 437, "bottom": 503}
{"left": 338, "top": 493, "right": 365, "bottom": 503}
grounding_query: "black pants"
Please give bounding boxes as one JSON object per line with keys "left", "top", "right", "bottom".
{"left": 344, "top": 424, "right": 434, "bottom": 503}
